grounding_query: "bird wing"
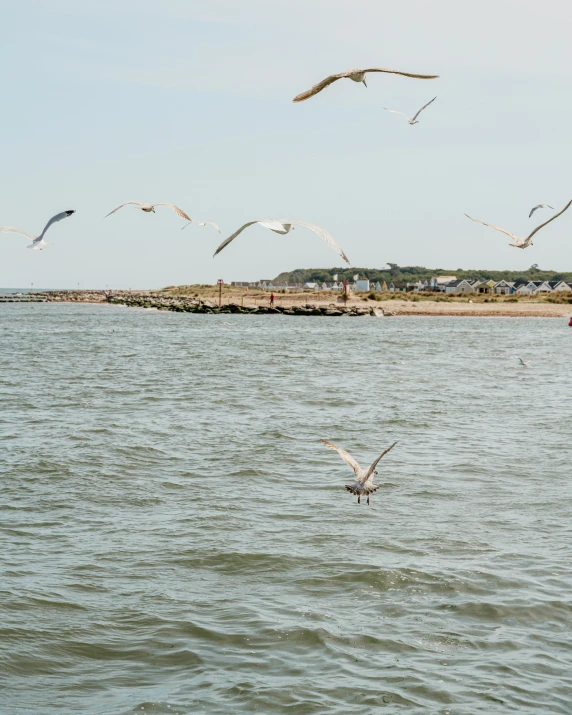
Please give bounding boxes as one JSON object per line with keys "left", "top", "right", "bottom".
{"left": 39, "top": 210, "right": 75, "bottom": 238}
{"left": 153, "top": 204, "right": 192, "bottom": 221}
{"left": 363, "top": 441, "right": 398, "bottom": 481}
{"left": 197, "top": 221, "right": 221, "bottom": 233}
{"left": 104, "top": 202, "right": 143, "bottom": 218}
{"left": 292, "top": 72, "right": 348, "bottom": 102}
{"left": 383, "top": 108, "right": 411, "bottom": 121}
{"left": 464, "top": 214, "right": 517, "bottom": 240}
{"left": 527, "top": 199, "right": 572, "bottom": 240}
{"left": 411, "top": 96, "right": 437, "bottom": 121}
{"left": 362, "top": 68, "right": 439, "bottom": 79}
{"left": 0, "top": 226, "right": 34, "bottom": 241}
{"left": 181, "top": 220, "right": 221, "bottom": 233}
{"left": 213, "top": 221, "right": 262, "bottom": 256}
{"left": 258, "top": 220, "right": 291, "bottom": 234}
{"left": 321, "top": 439, "right": 362, "bottom": 477}
{"left": 285, "top": 220, "right": 351, "bottom": 265}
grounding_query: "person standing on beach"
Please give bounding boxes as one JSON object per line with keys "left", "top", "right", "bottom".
{"left": 270, "top": 292, "right": 275, "bottom": 307}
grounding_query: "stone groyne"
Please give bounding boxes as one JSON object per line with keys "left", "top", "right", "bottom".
{"left": 32, "top": 291, "right": 387, "bottom": 317}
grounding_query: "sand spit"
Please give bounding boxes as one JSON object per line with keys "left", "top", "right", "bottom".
{"left": 25, "top": 290, "right": 572, "bottom": 318}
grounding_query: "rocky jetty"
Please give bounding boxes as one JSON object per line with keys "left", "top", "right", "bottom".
{"left": 31, "top": 290, "right": 387, "bottom": 316}
{"left": 106, "top": 293, "right": 386, "bottom": 317}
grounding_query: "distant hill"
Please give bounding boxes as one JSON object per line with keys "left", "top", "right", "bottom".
{"left": 273, "top": 264, "right": 572, "bottom": 285}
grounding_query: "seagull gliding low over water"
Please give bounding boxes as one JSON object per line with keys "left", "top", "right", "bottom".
{"left": 321, "top": 439, "right": 398, "bottom": 505}
{"left": 292, "top": 67, "right": 439, "bottom": 103}
{"left": 213, "top": 220, "right": 350, "bottom": 264}
{"left": 465, "top": 199, "right": 572, "bottom": 249}
{"left": 383, "top": 96, "right": 437, "bottom": 125}
{"left": 104, "top": 202, "right": 191, "bottom": 221}
{"left": 0, "top": 210, "right": 75, "bottom": 250}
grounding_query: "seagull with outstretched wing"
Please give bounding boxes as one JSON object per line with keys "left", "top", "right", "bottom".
{"left": 529, "top": 204, "right": 554, "bottom": 218}
{"left": 104, "top": 201, "right": 191, "bottom": 221}
{"left": 465, "top": 199, "right": 572, "bottom": 248}
{"left": 0, "top": 210, "right": 75, "bottom": 250}
{"left": 293, "top": 67, "right": 439, "bottom": 103}
{"left": 384, "top": 96, "right": 437, "bottom": 125}
{"left": 321, "top": 439, "right": 398, "bottom": 505}
{"left": 213, "top": 219, "right": 350, "bottom": 264}
{"left": 181, "top": 220, "right": 221, "bottom": 233}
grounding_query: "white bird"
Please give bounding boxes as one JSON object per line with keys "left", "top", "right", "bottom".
{"left": 293, "top": 67, "right": 439, "bottom": 103}
{"left": 529, "top": 204, "right": 554, "bottom": 218}
{"left": 0, "top": 210, "right": 75, "bottom": 250}
{"left": 465, "top": 199, "right": 572, "bottom": 249}
{"left": 213, "top": 219, "right": 350, "bottom": 264}
{"left": 104, "top": 202, "right": 191, "bottom": 221}
{"left": 181, "top": 220, "right": 221, "bottom": 233}
{"left": 321, "top": 439, "right": 398, "bottom": 505}
{"left": 383, "top": 96, "right": 437, "bottom": 125}
{"left": 517, "top": 357, "right": 530, "bottom": 366}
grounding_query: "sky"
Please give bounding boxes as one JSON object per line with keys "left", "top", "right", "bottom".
{"left": 1, "top": 0, "right": 572, "bottom": 288}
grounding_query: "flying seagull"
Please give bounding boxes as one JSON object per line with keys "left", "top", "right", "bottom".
{"left": 213, "top": 219, "right": 350, "bottom": 264}
{"left": 293, "top": 67, "right": 439, "bottom": 103}
{"left": 529, "top": 204, "right": 554, "bottom": 218}
{"left": 517, "top": 357, "right": 530, "bottom": 367}
{"left": 104, "top": 202, "right": 191, "bottom": 221}
{"left": 181, "top": 220, "right": 221, "bottom": 233}
{"left": 383, "top": 96, "right": 437, "bottom": 125}
{"left": 321, "top": 439, "right": 398, "bottom": 505}
{"left": 0, "top": 210, "right": 75, "bottom": 250}
{"left": 465, "top": 199, "right": 572, "bottom": 249}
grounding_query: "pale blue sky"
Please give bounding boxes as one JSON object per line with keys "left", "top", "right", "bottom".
{"left": 2, "top": 0, "right": 572, "bottom": 288}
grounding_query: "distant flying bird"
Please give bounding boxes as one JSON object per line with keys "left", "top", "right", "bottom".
{"left": 529, "top": 204, "right": 554, "bottom": 218}
{"left": 213, "top": 219, "right": 350, "bottom": 264}
{"left": 465, "top": 199, "right": 572, "bottom": 249}
{"left": 517, "top": 357, "right": 530, "bottom": 366}
{"left": 384, "top": 96, "right": 437, "bottom": 124}
{"left": 181, "top": 220, "right": 221, "bottom": 233}
{"left": 104, "top": 202, "right": 191, "bottom": 221}
{"left": 0, "top": 210, "right": 75, "bottom": 250}
{"left": 292, "top": 67, "right": 439, "bottom": 103}
{"left": 321, "top": 439, "right": 398, "bottom": 505}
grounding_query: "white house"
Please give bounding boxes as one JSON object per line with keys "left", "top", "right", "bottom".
{"left": 532, "top": 281, "right": 553, "bottom": 294}
{"left": 494, "top": 280, "right": 515, "bottom": 295}
{"left": 515, "top": 282, "right": 536, "bottom": 294}
{"left": 303, "top": 282, "right": 319, "bottom": 290}
{"left": 355, "top": 279, "right": 370, "bottom": 291}
{"left": 551, "top": 281, "right": 572, "bottom": 291}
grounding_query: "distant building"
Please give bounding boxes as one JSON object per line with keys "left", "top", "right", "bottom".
{"left": 355, "top": 279, "right": 370, "bottom": 291}
{"left": 444, "top": 279, "right": 475, "bottom": 294}
{"left": 303, "top": 282, "right": 319, "bottom": 290}
{"left": 430, "top": 276, "right": 457, "bottom": 291}
{"left": 494, "top": 280, "right": 515, "bottom": 295}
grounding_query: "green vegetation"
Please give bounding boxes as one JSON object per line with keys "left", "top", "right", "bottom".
{"left": 273, "top": 264, "right": 572, "bottom": 285}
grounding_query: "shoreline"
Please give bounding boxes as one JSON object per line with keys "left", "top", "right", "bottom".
{"left": 17, "top": 290, "right": 572, "bottom": 318}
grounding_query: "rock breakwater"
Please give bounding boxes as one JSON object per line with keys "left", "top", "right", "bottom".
{"left": 32, "top": 290, "right": 387, "bottom": 316}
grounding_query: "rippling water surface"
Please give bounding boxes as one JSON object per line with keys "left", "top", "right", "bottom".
{"left": 1, "top": 303, "right": 571, "bottom": 714}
